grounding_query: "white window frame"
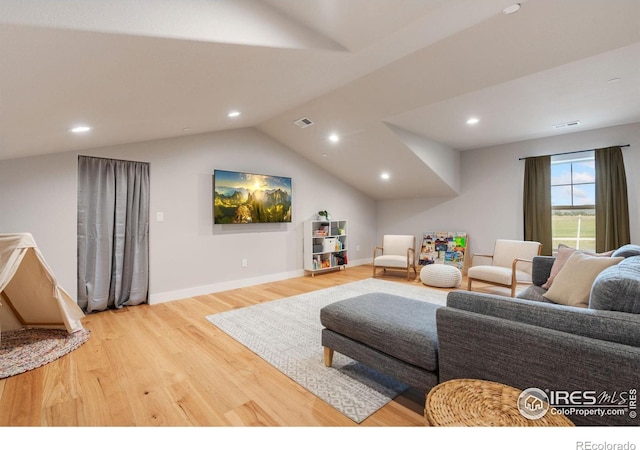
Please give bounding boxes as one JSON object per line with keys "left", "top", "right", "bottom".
{"left": 551, "top": 152, "right": 596, "bottom": 253}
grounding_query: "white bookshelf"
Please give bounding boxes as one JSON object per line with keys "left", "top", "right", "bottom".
{"left": 304, "top": 219, "right": 348, "bottom": 276}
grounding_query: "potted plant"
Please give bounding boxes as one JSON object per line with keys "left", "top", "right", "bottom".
{"left": 317, "top": 210, "right": 331, "bottom": 220}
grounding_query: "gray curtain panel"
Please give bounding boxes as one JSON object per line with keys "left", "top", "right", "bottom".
{"left": 77, "top": 156, "right": 150, "bottom": 313}
{"left": 523, "top": 155, "right": 552, "bottom": 256}
{"left": 595, "top": 146, "right": 630, "bottom": 252}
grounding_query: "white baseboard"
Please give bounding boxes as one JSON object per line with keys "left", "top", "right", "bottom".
{"left": 350, "top": 257, "right": 372, "bottom": 266}
{"left": 148, "top": 258, "right": 372, "bottom": 305}
{"left": 149, "top": 269, "right": 303, "bottom": 304}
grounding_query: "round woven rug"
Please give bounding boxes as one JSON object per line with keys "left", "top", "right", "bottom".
{"left": 0, "top": 328, "right": 90, "bottom": 379}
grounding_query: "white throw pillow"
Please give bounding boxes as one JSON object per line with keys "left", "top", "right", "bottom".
{"left": 543, "top": 251, "right": 623, "bottom": 308}
{"left": 541, "top": 244, "right": 614, "bottom": 289}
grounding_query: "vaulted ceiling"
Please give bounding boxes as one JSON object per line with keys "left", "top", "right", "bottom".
{"left": 2, "top": 0, "right": 639, "bottom": 199}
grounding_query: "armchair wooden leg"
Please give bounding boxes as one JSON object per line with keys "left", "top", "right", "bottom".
{"left": 467, "top": 277, "right": 473, "bottom": 291}
{"left": 324, "top": 347, "right": 334, "bottom": 367}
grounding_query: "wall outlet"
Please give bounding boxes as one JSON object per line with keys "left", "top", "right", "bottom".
{"left": 356, "top": 245, "right": 360, "bottom": 251}
{"left": 241, "top": 258, "right": 248, "bottom": 268}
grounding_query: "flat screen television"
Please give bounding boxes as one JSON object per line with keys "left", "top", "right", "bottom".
{"left": 213, "top": 170, "right": 292, "bottom": 224}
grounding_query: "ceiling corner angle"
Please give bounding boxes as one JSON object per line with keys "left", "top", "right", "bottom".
{"left": 384, "top": 122, "right": 461, "bottom": 195}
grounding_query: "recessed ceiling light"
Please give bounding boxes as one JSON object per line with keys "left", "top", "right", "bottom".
{"left": 466, "top": 117, "right": 480, "bottom": 125}
{"left": 502, "top": 3, "right": 521, "bottom": 15}
{"left": 227, "top": 111, "right": 241, "bottom": 118}
{"left": 380, "top": 172, "right": 390, "bottom": 180}
{"left": 70, "top": 125, "right": 92, "bottom": 133}
{"left": 328, "top": 133, "right": 340, "bottom": 143}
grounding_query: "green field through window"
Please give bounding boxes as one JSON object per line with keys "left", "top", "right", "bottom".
{"left": 552, "top": 212, "right": 595, "bottom": 252}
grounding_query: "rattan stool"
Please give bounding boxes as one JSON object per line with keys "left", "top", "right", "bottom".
{"left": 425, "top": 379, "right": 574, "bottom": 426}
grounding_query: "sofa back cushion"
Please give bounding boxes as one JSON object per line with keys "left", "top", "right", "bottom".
{"left": 531, "top": 256, "right": 555, "bottom": 287}
{"left": 590, "top": 256, "right": 640, "bottom": 313}
{"left": 447, "top": 290, "right": 640, "bottom": 348}
{"left": 612, "top": 244, "right": 640, "bottom": 258}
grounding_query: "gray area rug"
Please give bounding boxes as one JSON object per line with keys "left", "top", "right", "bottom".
{"left": 205, "top": 277, "right": 447, "bottom": 423}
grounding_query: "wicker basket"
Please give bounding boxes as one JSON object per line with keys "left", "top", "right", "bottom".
{"left": 425, "top": 379, "right": 574, "bottom": 426}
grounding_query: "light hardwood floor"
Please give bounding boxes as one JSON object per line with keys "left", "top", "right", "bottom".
{"left": 0, "top": 265, "right": 508, "bottom": 427}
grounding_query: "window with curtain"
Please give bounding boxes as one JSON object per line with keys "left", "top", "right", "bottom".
{"left": 523, "top": 145, "right": 629, "bottom": 256}
{"left": 551, "top": 151, "right": 596, "bottom": 253}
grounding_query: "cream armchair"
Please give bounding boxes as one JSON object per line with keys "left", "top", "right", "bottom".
{"left": 467, "top": 239, "right": 542, "bottom": 297}
{"left": 373, "top": 235, "right": 417, "bottom": 281}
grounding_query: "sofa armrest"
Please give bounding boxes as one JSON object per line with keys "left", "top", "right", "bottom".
{"left": 436, "top": 306, "right": 640, "bottom": 426}
{"left": 446, "top": 290, "right": 640, "bottom": 347}
{"left": 531, "top": 255, "right": 555, "bottom": 286}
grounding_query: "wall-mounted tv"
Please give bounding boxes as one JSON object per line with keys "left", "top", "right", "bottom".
{"left": 213, "top": 170, "right": 292, "bottom": 224}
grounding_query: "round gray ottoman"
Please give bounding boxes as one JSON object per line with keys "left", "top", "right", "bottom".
{"left": 420, "top": 264, "right": 462, "bottom": 288}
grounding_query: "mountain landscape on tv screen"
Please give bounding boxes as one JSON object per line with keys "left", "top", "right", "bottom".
{"left": 213, "top": 171, "right": 292, "bottom": 224}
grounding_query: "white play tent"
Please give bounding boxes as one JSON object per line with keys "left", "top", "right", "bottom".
{"left": 0, "top": 233, "right": 85, "bottom": 341}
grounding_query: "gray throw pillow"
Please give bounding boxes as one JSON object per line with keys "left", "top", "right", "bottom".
{"left": 612, "top": 244, "right": 640, "bottom": 258}
{"left": 589, "top": 256, "right": 640, "bottom": 313}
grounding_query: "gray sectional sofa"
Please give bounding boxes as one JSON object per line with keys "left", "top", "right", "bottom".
{"left": 320, "top": 244, "right": 640, "bottom": 426}
{"left": 437, "top": 244, "right": 640, "bottom": 426}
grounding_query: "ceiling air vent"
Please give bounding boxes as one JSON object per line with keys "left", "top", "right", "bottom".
{"left": 294, "top": 117, "right": 314, "bottom": 128}
{"left": 553, "top": 120, "right": 581, "bottom": 129}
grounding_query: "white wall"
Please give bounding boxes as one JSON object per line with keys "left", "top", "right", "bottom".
{"left": 0, "top": 127, "right": 377, "bottom": 303}
{"left": 0, "top": 152, "right": 78, "bottom": 281}
{"left": 2, "top": 122, "right": 637, "bottom": 304}
{"left": 376, "top": 122, "right": 640, "bottom": 257}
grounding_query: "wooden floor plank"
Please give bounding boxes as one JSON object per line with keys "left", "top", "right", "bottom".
{"left": 0, "top": 264, "right": 505, "bottom": 426}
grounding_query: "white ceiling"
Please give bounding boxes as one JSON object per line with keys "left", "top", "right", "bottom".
{"left": 2, "top": 0, "right": 639, "bottom": 200}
